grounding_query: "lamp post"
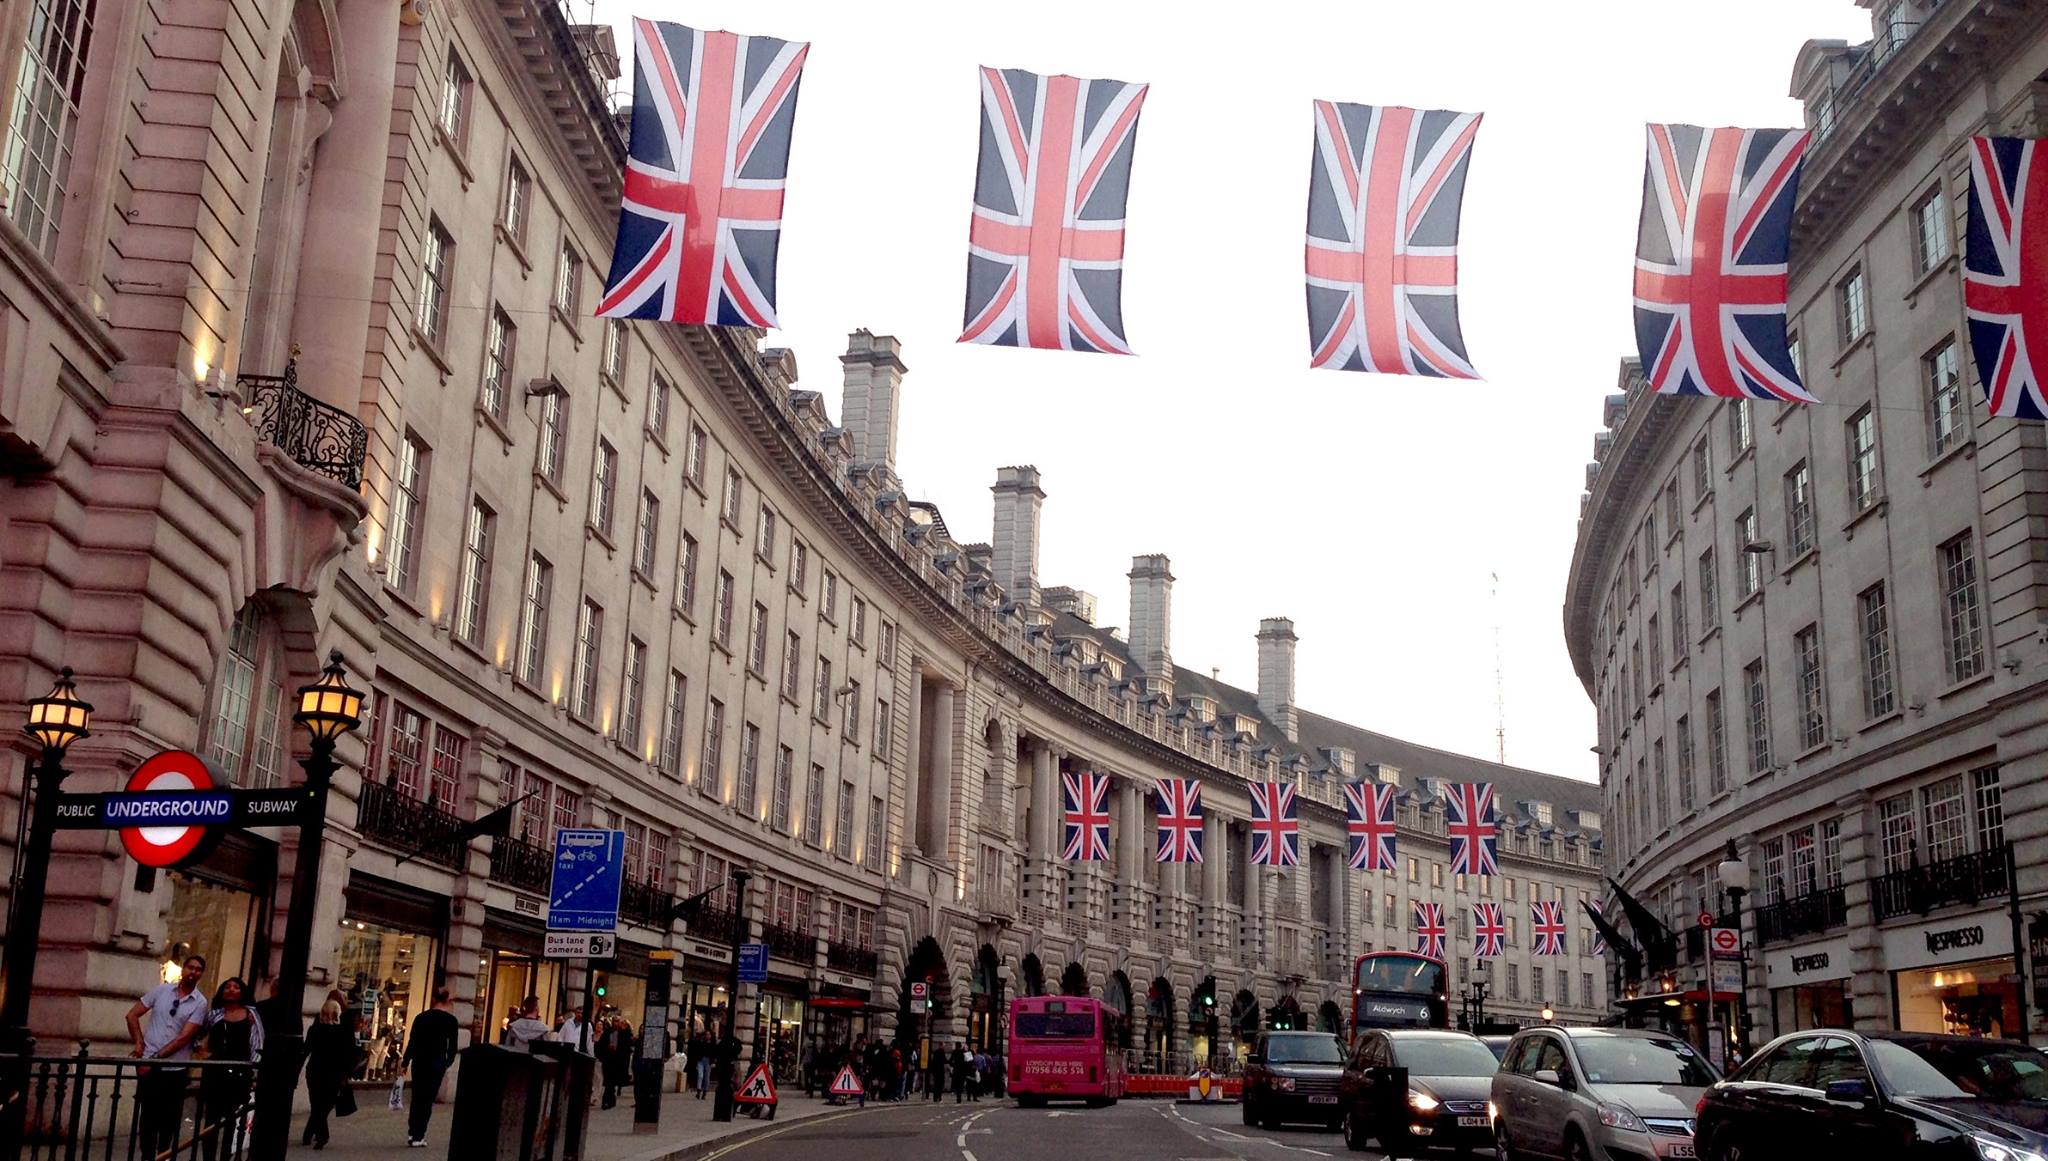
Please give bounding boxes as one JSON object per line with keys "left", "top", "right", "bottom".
{"left": 249, "top": 652, "right": 364, "bottom": 1159}
{"left": 712, "top": 867, "right": 752, "bottom": 1122}
{"left": 1, "top": 668, "right": 92, "bottom": 1053}
{"left": 1540, "top": 1005, "right": 1554, "bottom": 1025}
{"left": 1716, "top": 840, "right": 1752, "bottom": 1073}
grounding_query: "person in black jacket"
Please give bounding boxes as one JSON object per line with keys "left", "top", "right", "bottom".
{"left": 400, "top": 988, "right": 460, "bottom": 1148}
{"left": 301, "top": 1001, "right": 358, "bottom": 1150}
{"left": 596, "top": 1019, "right": 635, "bottom": 1109}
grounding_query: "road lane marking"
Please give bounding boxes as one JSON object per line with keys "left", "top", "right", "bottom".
{"left": 693, "top": 1108, "right": 872, "bottom": 1161}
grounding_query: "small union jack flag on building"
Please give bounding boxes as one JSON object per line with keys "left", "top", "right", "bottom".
{"left": 1633, "top": 124, "right": 1813, "bottom": 402}
{"left": 1413, "top": 902, "right": 1446, "bottom": 959}
{"left": 1966, "top": 136, "right": 2048, "bottom": 419}
{"left": 598, "top": 19, "right": 810, "bottom": 327}
{"left": 1532, "top": 899, "right": 1569, "bottom": 956}
{"left": 960, "top": 66, "right": 1148, "bottom": 354}
{"left": 1306, "top": 102, "right": 1483, "bottom": 377}
{"left": 1473, "top": 902, "right": 1505, "bottom": 958}
{"left": 1445, "top": 783, "right": 1498, "bottom": 876}
{"left": 1155, "top": 778, "right": 1203, "bottom": 864}
{"left": 1344, "top": 781, "right": 1397, "bottom": 871}
{"left": 1062, "top": 771, "right": 1111, "bottom": 861}
{"left": 1247, "top": 782, "right": 1300, "bottom": 867}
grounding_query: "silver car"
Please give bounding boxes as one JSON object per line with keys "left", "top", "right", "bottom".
{"left": 1490, "top": 1027, "right": 1720, "bottom": 1161}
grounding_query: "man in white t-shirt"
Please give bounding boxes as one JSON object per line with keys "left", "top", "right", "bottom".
{"left": 552, "top": 1004, "right": 591, "bottom": 1054}
{"left": 125, "top": 955, "right": 210, "bottom": 1157}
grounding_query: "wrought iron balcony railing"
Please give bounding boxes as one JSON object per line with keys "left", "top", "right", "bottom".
{"left": 488, "top": 834, "right": 553, "bottom": 894}
{"left": 239, "top": 359, "right": 368, "bottom": 490}
{"left": 1873, "top": 846, "right": 2009, "bottom": 921}
{"left": 826, "top": 940, "right": 879, "bottom": 976}
{"left": 687, "top": 905, "right": 739, "bottom": 944}
{"left": 356, "top": 779, "right": 466, "bottom": 869}
{"left": 1756, "top": 885, "right": 1848, "bottom": 944}
{"left": 620, "top": 878, "right": 679, "bottom": 928}
{"left": 762, "top": 920, "right": 816, "bottom": 962}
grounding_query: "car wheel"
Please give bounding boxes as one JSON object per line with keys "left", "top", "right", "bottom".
{"left": 1342, "top": 1112, "right": 1370, "bottom": 1153}
{"left": 1242, "top": 1097, "right": 1256, "bottom": 1126}
{"left": 1493, "top": 1125, "right": 1518, "bottom": 1161}
{"left": 1564, "top": 1130, "right": 1594, "bottom": 1161}
{"left": 1708, "top": 1136, "right": 1747, "bottom": 1161}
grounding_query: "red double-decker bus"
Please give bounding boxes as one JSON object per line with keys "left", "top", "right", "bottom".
{"left": 1351, "top": 951, "right": 1450, "bottom": 1033}
{"left": 1008, "top": 995, "right": 1126, "bottom": 1106}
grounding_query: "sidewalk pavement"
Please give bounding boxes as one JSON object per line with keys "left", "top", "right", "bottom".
{"left": 307, "top": 1086, "right": 868, "bottom": 1161}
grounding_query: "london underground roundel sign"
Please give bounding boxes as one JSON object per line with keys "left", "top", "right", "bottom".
{"left": 118, "top": 750, "right": 226, "bottom": 868}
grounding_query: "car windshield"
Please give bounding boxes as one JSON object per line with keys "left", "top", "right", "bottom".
{"left": 1899, "top": 1039, "right": 2048, "bottom": 1103}
{"left": 1266, "top": 1035, "right": 1345, "bottom": 1064}
{"left": 1869, "top": 1040, "right": 1977, "bottom": 1100}
{"left": 1573, "top": 1036, "right": 1719, "bottom": 1086}
{"left": 1394, "top": 1038, "right": 1502, "bottom": 1077}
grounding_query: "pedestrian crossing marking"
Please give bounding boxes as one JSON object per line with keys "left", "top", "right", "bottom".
{"left": 736, "top": 1062, "right": 778, "bottom": 1105}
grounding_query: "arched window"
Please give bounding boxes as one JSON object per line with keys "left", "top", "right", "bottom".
{"left": 204, "top": 603, "right": 291, "bottom": 788}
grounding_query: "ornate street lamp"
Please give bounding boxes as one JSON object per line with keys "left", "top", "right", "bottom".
{"left": 1716, "top": 841, "right": 1752, "bottom": 1071}
{"left": 2, "top": 669, "right": 93, "bottom": 1042}
{"left": 249, "top": 651, "right": 363, "bottom": 1158}
{"left": 1540, "top": 1005, "right": 1554, "bottom": 1024}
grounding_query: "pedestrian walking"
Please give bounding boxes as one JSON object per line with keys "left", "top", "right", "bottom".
{"left": 688, "top": 1032, "right": 712, "bottom": 1097}
{"left": 401, "top": 987, "right": 459, "bottom": 1148}
{"left": 552, "top": 1004, "right": 592, "bottom": 1054}
{"left": 927, "top": 1042, "right": 947, "bottom": 1102}
{"left": 504, "top": 996, "right": 551, "bottom": 1051}
{"left": 125, "top": 954, "right": 210, "bottom": 1158}
{"left": 950, "top": 1044, "right": 970, "bottom": 1103}
{"left": 597, "top": 1019, "right": 635, "bottom": 1109}
{"left": 195, "top": 977, "right": 263, "bottom": 1161}
{"left": 301, "top": 1000, "right": 359, "bottom": 1150}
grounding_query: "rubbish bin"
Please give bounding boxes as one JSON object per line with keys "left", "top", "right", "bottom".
{"left": 529, "top": 1043, "right": 597, "bottom": 1161}
{"left": 448, "top": 1044, "right": 564, "bottom": 1161}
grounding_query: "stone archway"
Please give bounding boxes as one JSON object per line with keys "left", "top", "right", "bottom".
{"left": 1020, "top": 953, "right": 1045, "bottom": 997}
{"left": 1230, "top": 988, "right": 1260, "bottom": 1050}
{"left": 897, "top": 936, "right": 952, "bottom": 1052}
{"left": 1146, "top": 977, "right": 1175, "bottom": 1070}
{"left": 1319, "top": 999, "right": 1345, "bottom": 1036}
{"left": 1060, "top": 961, "right": 1089, "bottom": 997}
{"left": 1105, "top": 970, "right": 1134, "bottom": 1050}
{"left": 970, "top": 944, "right": 1005, "bottom": 1051}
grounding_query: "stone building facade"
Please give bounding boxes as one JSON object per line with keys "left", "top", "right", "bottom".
{"left": 1566, "top": 0, "right": 2048, "bottom": 1050}
{"left": 0, "top": 0, "right": 1603, "bottom": 1076}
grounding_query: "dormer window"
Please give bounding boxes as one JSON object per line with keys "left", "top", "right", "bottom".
{"left": 1183, "top": 696, "right": 1216, "bottom": 724}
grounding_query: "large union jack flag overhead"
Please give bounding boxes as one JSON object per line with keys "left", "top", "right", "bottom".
{"left": 1445, "top": 783, "right": 1498, "bottom": 876}
{"left": 1155, "top": 778, "right": 1203, "bottom": 864}
{"left": 1247, "top": 782, "right": 1300, "bottom": 867}
{"left": 1344, "top": 780, "right": 1398, "bottom": 871}
{"left": 1306, "top": 102, "right": 1482, "bottom": 377}
{"left": 1413, "top": 902, "right": 1446, "bottom": 959}
{"left": 1633, "top": 124, "right": 1813, "bottom": 402}
{"left": 1062, "top": 771, "right": 1111, "bottom": 862}
{"left": 1532, "top": 900, "right": 1569, "bottom": 956}
{"left": 961, "top": 66, "right": 1148, "bottom": 354}
{"left": 1966, "top": 136, "right": 2048, "bottom": 419}
{"left": 598, "top": 20, "right": 809, "bottom": 327}
{"left": 1473, "top": 902, "right": 1505, "bottom": 958}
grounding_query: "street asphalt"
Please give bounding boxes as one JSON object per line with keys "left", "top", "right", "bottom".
{"left": 692, "top": 1098, "right": 1415, "bottom": 1161}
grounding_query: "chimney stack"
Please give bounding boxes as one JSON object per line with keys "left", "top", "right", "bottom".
{"left": 1127, "top": 555, "right": 1174, "bottom": 682}
{"left": 1257, "top": 617, "right": 1299, "bottom": 742}
{"left": 840, "top": 330, "right": 906, "bottom": 471}
{"left": 991, "top": 466, "right": 1045, "bottom": 607}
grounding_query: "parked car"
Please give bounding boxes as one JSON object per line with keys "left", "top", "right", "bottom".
{"left": 1341, "top": 1028, "right": 1501, "bottom": 1157}
{"left": 1243, "top": 1030, "right": 1348, "bottom": 1129}
{"left": 1491, "top": 1027, "right": 1718, "bottom": 1161}
{"left": 1694, "top": 1029, "right": 2048, "bottom": 1161}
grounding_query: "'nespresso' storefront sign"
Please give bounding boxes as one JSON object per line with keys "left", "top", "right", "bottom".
{"left": 1765, "top": 936, "right": 1853, "bottom": 985}
{"left": 1882, "top": 911, "right": 2015, "bottom": 970}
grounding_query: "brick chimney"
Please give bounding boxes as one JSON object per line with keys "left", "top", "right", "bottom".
{"left": 1257, "top": 617, "right": 1299, "bottom": 742}
{"left": 1127, "top": 555, "right": 1174, "bottom": 682}
{"left": 840, "top": 330, "right": 906, "bottom": 471}
{"left": 991, "top": 466, "right": 1045, "bottom": 607}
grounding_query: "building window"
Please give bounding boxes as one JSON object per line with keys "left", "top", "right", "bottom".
{"left": 822, "top": 571, "right": 839, "bottom": 622}
{"left": 845, "top": 678, "right": 862, "bottom": 737}
{"left": 1912, "top": 187, "right": 1949, "bottom": 274}
{"left": 1846, "top": 406, "right": 1880, "bottom": 511}
{"left": 517, "top": 553, "right": 552, "bottom": 685}
{"left": 836, "top": 779, "right": 857, "bottom": 856}
{"left": 204, "top": 605, "right": 289, "bottom": 790}
{"left": 649, "top": 373, "right": 672, "bottom": 444}
{"left": 1859, "top": 583, "right": 1895, "bottom": 719}
{"left": 481, "top": 307, "right": 516, "bottom": 422}
{"left": 866, "top": 795, "right": 885, "bottom": 869}
{"left": 804, "top": 764, "right": 825, "bottom": 844}
{"left": 417, "top": 218, "right": 454, "bottom": 346}
{"left": 1794, "top": 625, "right": 1825, "bottom": 750}
{"left": 1922, "top": 775, "right": 1969, "bottom": 863}
{"left": 1878, "top": 793, "right": 1915, "bottom": 873}
{"left": 1669, "top": 582, "right": 1687, "bottom": 661}
{"left": 1838, "top": 266, "right": 1869, "bottom": 344}
{"left": 1972, "top": 766, "right": 2004, "bottom": 851}
{"left": 685, "top": 424, "right": 708, "bottom": 489}
{"left": 555, "top": 242, "right": 582, "bottom": 314}
{"left": 850, "top": 597, "right": 868, "bottom": 647}
{"left": 456, "top": 498, "right": 495, "bottom": 645}
{"left": 678, "top": 534, "right": 699, "bottom": 615}
{"left": 1784, "top": 461, "right": 1815, "bottom": 557}
{"left": 601, "top": 318, "right": 626, "bottom": 383}
{"left": 635, "top": 490, "right": 660, "bottom": 576}
{"left": 721, "top": 467, "right": 743, "bottom": 526}
{"left": 537, "top": 388, "right": 568, "bottom": 485}
{"left": 571, "top": 598, "right": 603, "bottom": 719}
{"left": 1705, "top": 689, "right": 1728, "bottom": 796}
{"left": 790, "top": 540, "right": 809, "bottom": 592}
{"left": 1652, "top": 739, "right": 1667, "bottom": 829}
{"left": 1697, "top": 548, "right": 1718, "bottom": 631}
{"left": 620, "top": 637, "right": 647, "bottom": 745}
{"left": 814, "top": 656, "right": 833, "bottom": 722}
{"left": 1736, "top": 510, "right": 1760, "bottom": 597}
{"left": 1692, "top": 439, "right": 1712, "bottom": 499}
{"left": 660, "top": 671, "right": 686, "bottom": 775}
{"left": 388, "top": 433, "right": 429, "bottom": 596}
{"left": 756, "top": 506, "right": 778, "bottom": 562}
{"left": 438, "top": 49, "right": 471, "bottom": 145}
{"left": 1744, "top": 659, "right": 1771, "bottom": 773}
{"left": 501, "top": 157, "right": 531, "bottom": 247}
{"left": 878, "top": 622, "right": 896, "bottom": 666}
{"left": 1761, "top": 837, "right": 1786, "bottom": 903}
{"left": 781, "top": 631, "right": 802, "bottom": 700}
{"left": 1729, "top": 399, "right": 1754, "bottom": 455}
{"left": 1663, "top": 480, "right": 1680, "bottom": 536}
{"left": 1507, "top": 964, "right": 1520, "bottom": 1001}
{"left": 1920, "top": 338, "right": 1965, "bottom": 458}
{"left": 1675, "top": 714, "right": 1695, "bottom": 813}
{"left": 1940, "top": 533, "right": 1987, "bottom": 682}
{"left": 875, "top": 697, "right": 892, "bottom": 753}
{"left": 2, "top": 0, "right": 96, "bottom": 257}
{"left": 737, "top": 723, "right": 761, "bottom": 817}
{"left": 712, "top": 570, "right": 735, "bottom": 650}
{"left": 1820, "top": 819, "right": 1843, "bottom": 887}
{"left": 590, "top": 439, "right": 618, "bottom": 538}
{"left": 701, "top": 698, "right": 725, "bottom": 797}
{"left": 772, "top": 746, "right": 794, "bottom": 831}
{"left": 386, "top": 703, "right": 426, "bottom": 796}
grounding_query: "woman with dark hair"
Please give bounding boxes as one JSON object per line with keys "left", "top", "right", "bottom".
{"left": 302, "top": 999, "right": 358, "bottom": 1149}
{"left": 193, "top": 977, "right": 264, "bottom": 1161}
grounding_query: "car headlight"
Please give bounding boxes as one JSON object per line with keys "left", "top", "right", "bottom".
{"left": 1408, "top": 1090, "right": 1439, "bottom": 1111}
{"left": 1974, "top": 1135, "right": 2048, "bottom": 1161}
{"left": 1596, "top": 1102, "right": 1647, "bottom": 1132}
{"left": 1487, "top": 1100, "right": 1498, "bottom": 1122}
{"left": 1274, "top": 1077, "right": 1296, "bottom": 1092}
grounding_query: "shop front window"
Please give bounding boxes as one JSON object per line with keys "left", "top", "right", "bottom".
{"left": 1896, "top": 957, "right": 2021, "bottom": 1039}
{"left": 161, "top": 872, "right": 264, "bottom": 988}
{"left": 335, "top": 919, "right": 442, "bottom": 1081}
{"left": 760, "top": 994, "right": 806, "bottom": 1083}
{"left": 476, "top": 948, "right": 562, "bottom": 1045}
{"left": 1771, "top": 981, "right": 1851, "bottom": 1035}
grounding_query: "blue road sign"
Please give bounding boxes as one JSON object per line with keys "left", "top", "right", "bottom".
{"left": 737, "top": 943, "right": 769, "bottom": 983}
{"left": 547, "top": 828, "right": 626, "bottom": 932}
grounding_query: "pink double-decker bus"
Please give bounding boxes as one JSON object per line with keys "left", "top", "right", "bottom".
{"left": 1008, "top": 995, "right": 1126, "bottom": 1107}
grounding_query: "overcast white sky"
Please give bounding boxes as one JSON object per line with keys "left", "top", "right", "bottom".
{"left": 584, "top": 0, "right": 1873, "bottom": 782}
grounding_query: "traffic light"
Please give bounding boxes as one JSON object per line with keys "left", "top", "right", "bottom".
{"left": 595, "top": 981, "right": 608, "bottom": 998}
{"left": 1201, "top": 992, "right": 1216, "bottom": 1010}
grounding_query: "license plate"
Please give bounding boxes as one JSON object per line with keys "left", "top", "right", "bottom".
{"left": 1307, "top": 1095, "right": 1338, "bottom": 1104}
{"left": 1457, "top": 1116, "right": 1488, "bottom": 1127}
{"left": 1666, "top": 1147, "right": 1696, "bottom": 1159}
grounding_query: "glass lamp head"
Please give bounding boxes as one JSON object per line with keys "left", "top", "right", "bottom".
{"left": 294, "top": 651, "right": 365, "bottom": 744}
{"left": 24, "top": 667, "right": 92, "bottom": 754}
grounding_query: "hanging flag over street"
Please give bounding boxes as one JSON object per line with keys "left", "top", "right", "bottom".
{"left": 598, "top": 19, "right": 810, "bottom": 326}
{"left": 960, "top": 65, "right": 1148, "bottom": 354}
{"left": 1414, "top": 902, "right": 1446, "bottom": 958}
{"left": 1344, "top": 780, "right": 1397, "bottom": 871}
{"left": 1473, "top": 902, "right": 1505, "bottom": 958}
{"left": 1247, "top": 782, "right": 1300, "bottom": 867}
{"left": 1633, "top": 124, "right": 1813, "bottom": 402}
{"left": 1062, "top": 771, "right": 1112, "bottom": 861}
{"left": 1155, "top": 777, "right": 1203, "bottom": 863}
{"left": 1532, "top": 899, "right": 1569, "bottom": 956}
{"left": 1445, "top": 783, "right": 1498, "bottom": 876}
{"left": 1965, "top": 136, "right": 2048, "bottom": 419}
{"left": 1306, "top": 102, "right": 1482, "bottom": 377}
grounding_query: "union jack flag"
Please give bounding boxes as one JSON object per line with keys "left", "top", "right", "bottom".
{"left": 598, "top": 20, "right": 809, "bottom": 327}
{"left": 1306, "top": 102, "right": 1482, "bottom": 377}
{"left": 1588, "top": 901, "right": 1608, "bottom": 956}
{"left": 1247, "top": 782, "right": 1299, "bottom": 867}
{"left": 1155, "top": 778, "right": 1203, "bottom": 864}
{"left": 1444, "top": 783, "right": 1498, "bottom": 876}
{"left": 1532, "top": 900, "right": 1569, "bottom": 956}
{"left": 1343, "top": 780, "right": 1397, "bottom": 871}
{"left": 1473, "top": 902, "right": 1505, "bottom": 958}
{"left": 960, "top": 66, "right": 1148, "bottom": 354}
{"left": 1966, "top": 137, "right": 2048, "bottom": 419}
{"left": 1413, "top": 902, "right": 1446, "bottom": 959}
{"left": 1633, "top": 124, "right": 1813, "bottom": 402}
{"left": 1061, "top": 771, "right": 1111, "bottom": 861}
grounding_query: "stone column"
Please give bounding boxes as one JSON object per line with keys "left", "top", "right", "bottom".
{"left": 1123, "top": 779, "right": 1146, "bottom": 885}
{"left": 903, "top": 666, "right": 925, "bottom": 857}
{"left": 930, "top": 681, "right": 957, "bottom": 862}
{"left": 1203, "top": 815, "right": 1224, "bottom": 903}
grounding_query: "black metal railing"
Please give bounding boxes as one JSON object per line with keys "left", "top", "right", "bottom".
{"left": 761, "top": 921, "right": 816, "bottom": 962}
{"left": 687, "top": 905, "right": 739, "bottom": 944}
{"left": 1874, "top": 846, "right": 2010, "bottom": 921}
{"left": 356, "top": 779, "right": 467, "bottom": 869}
{"left": 488, "top": 834, "right": 553, "bottom": 894}
{"left": 826, "top": 941, "right": 878, "bottom": 976}
{"left": 620, "top": 878, "right": 678, "bottom": 928}
{"left": 239, "top": 359, "right": 369, "bottom": 490}
{"left": 5, "top": 1044, "right": 258, "bottom": 1160}
{"left": 1756, "top": 885, "right": 1848, "bottom": 944}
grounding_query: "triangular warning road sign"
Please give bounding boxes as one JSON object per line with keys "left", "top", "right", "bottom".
{"left": 828, "top": 1064, "right": 864, "bottom": 1096}
{"left": 735, "top": 1062, "right": 778, "bottom": 1105}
